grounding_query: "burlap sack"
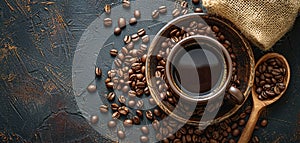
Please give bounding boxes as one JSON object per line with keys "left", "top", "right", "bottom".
{"left": 203, "top": 0, "right": 300, "bottom": 50}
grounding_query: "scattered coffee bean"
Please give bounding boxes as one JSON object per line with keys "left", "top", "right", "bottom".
{"left": 104, "top": 4, "right": 111, "bottom": 14}
{"left": 194, "top": 7, "right": 203, "bottom": 13}
{"left": 90, "top": 115, "right": 99, "bottom": 124}
{"left": 181, "top": 1, "right": 188, "bottom": 8}
{"left": 136, "top": 110, "right": 143, "bottom": 117}
{"left": 131, "top": 33, "right": 139, "bottom": 42}
{"left": 136, "top": 100, "right": 144, "bottom": 108}
{"left": 192, "top": 0, "right": 200, "bottom": 4}
{"left": 110, "top": 49, "right": 118, "bottom": 56}
{"left": 103, "top": 18, "right": 112, "bottom": 27}
{"left": 260, "top": 119, "right": 268, "bottom": 127}
{"left": 133, "top": 115, "right": 141, "bottom": 124}
{"left": 128, "top": 100, "right": 136, "bottom": 107}
{"left": 141, "top": 126, "right": 149, "bottom": 135}
{"left": 117, "top": 130, "right": 126, "bottom": 139}
{"left": 114, "top": 27, "right": 122, "bottom": 35}
{"left": 99, "top": 105, "right": 108, "bottom": 113}
{"left": 181, "top": 9, "right": 188, "bottom": 15}
{"left": 142, "top": 35, "right": 150, "bottom": 43}
{"left": 140, "top": 136, "right": 149, "bottom": 143}
{"left": 107, "top": 92, "right": 116, "bottom": 101}
{"left": 106, "top": 82, "right": 114, "bottom": 89}
{"left": 159, "top": 6, "right": 167, "bottom": 14}
{"left": 95, "top": 67, "right": 102, "bottom": 77}
{"left": 152, "top": 10, "right": 159, "bottom": 19}
{"left": 137, "top": 28, "right": 146, "bottom": 37}
{"left": 232, "top": 129, "right": 240, "bottom": 136}
{"left": 129, "top": 17, "right": 137, "bottom": 25}
{"left": 111, "top": 103, "right": 119, "bottom": 111}
{"left": 123, "top": 119, "right": 133, "bottom": 127}
{"left": 134, "top": 10, "right": 141, "bottom": 18}
{"left": 87, "top": 84, "right": 96, "bottom": 93}
{"left": 118, "top": 106, "right": 129, "bottom": 115}
{"left": 123, "top": 35, "right": 131, "bottom": 44}
{"left": 107, "top": 120, "right": 116, "bottom": 128}
{"left": 122, "top": 0, "right": 130, "bottom": 8}
{"left": 118, "top": 95, "right": 126, "bottom": 104}
{"left": 112, "top": 112, "right": 120, "bottom": 119}
{"left": 172, "top": 8, "right": 180, "bottom": 17}
{"left": 146, "top": 110, "right": 153, "bottom": 120}
{"left": 118, "top": 17, "right": 126, "bottom": 29}
{"left": 152, "top": 120, "right": 160, "bottom": 130}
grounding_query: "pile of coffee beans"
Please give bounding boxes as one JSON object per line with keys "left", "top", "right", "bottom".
{"left": 255, "top": 58, "right": 286, "bottom": 100}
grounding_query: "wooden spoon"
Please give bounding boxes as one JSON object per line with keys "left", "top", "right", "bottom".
{"left": 238, "top": 53, "right": 290, "bottom": 143}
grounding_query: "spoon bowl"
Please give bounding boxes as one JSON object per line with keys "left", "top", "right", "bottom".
{"left": 239, "top": 53, "right": 290, "bottom": 143}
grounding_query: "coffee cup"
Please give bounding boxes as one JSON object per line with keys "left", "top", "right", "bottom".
{"left": 165, "top": 35, "right": 244, "bottom": 104}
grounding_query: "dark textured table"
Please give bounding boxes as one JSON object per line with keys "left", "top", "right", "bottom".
{"left": 0, "top": 0, "right": 299, "bottom": 142}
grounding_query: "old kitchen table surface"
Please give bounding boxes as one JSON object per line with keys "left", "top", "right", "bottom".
{"left": 0, "top": 0, "right": 299, "bottom": 142}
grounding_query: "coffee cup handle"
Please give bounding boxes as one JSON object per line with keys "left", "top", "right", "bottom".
{"left": 228, "top": 86, "right": 244, "bottom": 105}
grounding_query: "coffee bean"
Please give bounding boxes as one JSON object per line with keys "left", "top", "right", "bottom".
{"left": 239, "top": 119, "right": 246, "bottom": 126}
{"left": 87, "top": 84, "right": 96, "bottom": 93}
{"left": 181, "top": 9, "right": 188, "bottom": 15}
{"left": 252, "top": 136, "right": 260, "bottom": 143}
{"left": 114, "top": 27, "right": 122, "bottom": 36}
{"left": 104, "top": 4, "right": 111, "bottom": 14}
{"left": 131, "top": 34, "right": 139, "bottom": 42}
{"left": 192, "top": 0, "right": 200, "bottom": 4}
{"left": 136, "top": 100, "right": 144, "bottom": 108}
{"left": 118, "top": 95, "right": 126, "bottom": 104}
{"left": 260, "top": 119, "right": 268, "bottom": 127}
{"left": 212, "top": 26, "right": 219, "bottom": 33}
{"left": 152, "top": 10, "right": 159, "bottom": 19}
{"left": 140, "top": 136, "right": 149, "bottom": 143}
{"left": 129, "top": 17, "right": 137, "bottom": 25}
{"left": 107, "top": 92, "right": 116, "bottom": 101}
{"left": 111, "top": 112, "right": 120, "bottom": 119}
{"left": 108, "top": 120, "right": 117, "bottom": 128}
{"left": 128, "top": 100, "right": 136, "bottom": 107}
{"left": 117, "top": 130, "right": 125, "bottom": 139}
{"left": 118, "top": 106, "right": 129, "bottom": 115}
{"left": 136, "top": 110, "right": 143, "bottom": 117}
{"left": 172, "top": 9, "right": 180, "bottom": 17}
{"left": 142, "top": 35, "right": 150, "bottom": 43}
{"left": 181, "top": 1, "right": 188, "bottom": 8}
{"left": 145, "top": 110, "right": 153, "bottom": 120}
{"left": 232, "top": 129, "right": 240, "bottom": 136}
{"left": 110, "top": 49, "right": 118, "bottom": 56}
{"left": 106, "top": 82, "right": 114, "bottom": 88}
{"left": 137, "top": 28, "right": 146, "bottom": 37}
{"left": 159, "top": 6, "right": 167, "bottom": 14}
{"left": 229, "top": 139, "right": 236, "bottom": 143}
{"left": 103, "top": 18, "right": 112, "bottom": 27}
{"left": 122, "top": 0, "right": 130, "bottom": 8}
{"left": 124, "top": 35, "right": 131, "bottom": 44}
{"left": 152, "top": 120, "right": 160, "bottom": 130}
{"left": 140, "top": 126, "right": 149, "bottom": 135}
{"left": 95, "top": 67, "right": 102, "bottom": 77}
{"left": 123, "top": 119, "right": 133, "bottom": 127}
{"left": 153, "top": 108, "right": 161, "bottom": 117}
{"left": 118, "top": 17, "right": 126, "bottom": 29}
{"left": 194, "top": 7, "right": 203, "bottom": 13}
{"left": 111, "top": 103, "right": 119, "bottom": 111}
{"left": 90, "top": 115, "right": 99, "bottom": 124}
{"left": 132, "top": 115, "right": 140, "bottom": 124}
{"left": 99, "top": 105, "right": 108, "bottom": 113}
{"left": 134, "top": 10, "right": 141, "bottom": 18}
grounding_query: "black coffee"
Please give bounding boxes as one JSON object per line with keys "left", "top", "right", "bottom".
{"left": 171, "top": 42, "right": 224, "bottom": 95}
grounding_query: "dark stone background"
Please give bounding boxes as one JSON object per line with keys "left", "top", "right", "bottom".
{"left": 0, "top": 0, "right": 299, "bottom": 142}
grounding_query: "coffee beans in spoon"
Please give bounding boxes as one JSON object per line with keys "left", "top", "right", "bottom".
{"left": 255, "top": 57, "right": 286, "bottom": 100}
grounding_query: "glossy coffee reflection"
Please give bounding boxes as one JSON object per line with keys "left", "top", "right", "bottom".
{"left": 170, "top": 41, "right": 225, "bottom": 95}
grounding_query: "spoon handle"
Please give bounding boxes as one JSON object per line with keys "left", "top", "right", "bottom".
{"left": 238, "top": 106, "right": 263, "bottom": 143}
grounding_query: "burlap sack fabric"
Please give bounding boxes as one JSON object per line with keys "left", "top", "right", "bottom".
{"left": 203, "top": 0, "right": 300, "bottom": 50}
